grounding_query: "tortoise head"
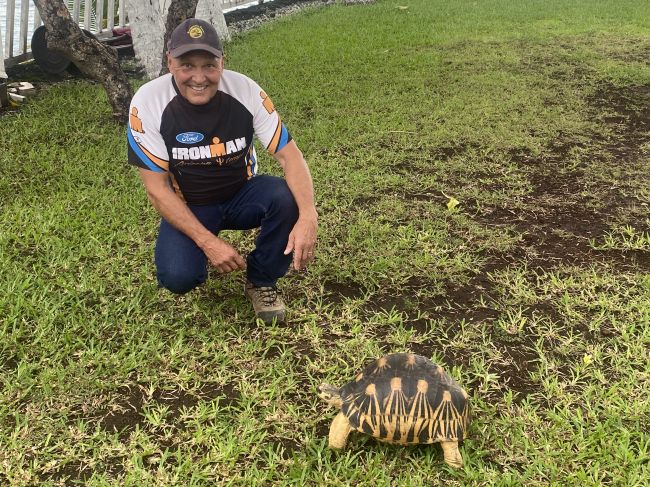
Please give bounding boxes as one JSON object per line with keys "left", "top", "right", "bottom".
{"left": 318, "top": 383, "right": 343, "bottom": 408}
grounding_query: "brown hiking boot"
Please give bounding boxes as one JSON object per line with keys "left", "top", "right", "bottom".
{"left": 245, "top": 281, "right": 286, "bottom": 324}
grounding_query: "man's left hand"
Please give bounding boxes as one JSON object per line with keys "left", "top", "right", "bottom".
{"left": 284, "top": 215, "right": 318, "bottom": 270}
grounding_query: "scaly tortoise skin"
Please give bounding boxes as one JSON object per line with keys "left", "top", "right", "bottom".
{"left": 319, "top": 353, "right": 470, "bottom": 468}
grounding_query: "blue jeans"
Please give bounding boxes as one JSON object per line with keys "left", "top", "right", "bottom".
{"left": 155, "top": 175, "right": 299, "bottom": 294}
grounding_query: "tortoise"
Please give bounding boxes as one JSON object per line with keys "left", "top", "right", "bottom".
{"left": 318, "top": 353, "right": 470, "bottom": 468}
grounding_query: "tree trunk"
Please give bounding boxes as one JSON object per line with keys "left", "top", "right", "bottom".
{"left": 196, "top": 0, "right": 231, "bottom": 42}
{"left": 32, "top": 0, "right": 133, "bottom": 124}
{"left": 126, "top": 0, "right": 230, "bottom": 80}
{"left": 161, "top": 0, "right": 231, "bottom": 76}
{"left": 125, "top": 0, "right": 165, "bottom": 81}
{"left": 159, "top": 0, "right": 231, "bottom": 75}
{"left": 159, "top": 0, "right": 199, "bottom": 76}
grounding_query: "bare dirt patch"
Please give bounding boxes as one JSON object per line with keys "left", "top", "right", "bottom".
{"left": 0, "top": 354, "right": 19, "bottom": 372}
{"left": 467, "top": 83, "right": 650, "bottom": 273}
{"left": 99, "top": 382, "right": 239, "bottom": 437}
{"left": 45, "top": 460, "right": 95, "bottom": 484}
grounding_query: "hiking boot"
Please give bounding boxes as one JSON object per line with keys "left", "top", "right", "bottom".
{"left": 245, "top": 281, "right": 286, "bottom": 324}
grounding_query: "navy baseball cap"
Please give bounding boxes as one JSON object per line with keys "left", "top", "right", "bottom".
{"left": 168, "top": 18, "right": 223, "bottom": 58}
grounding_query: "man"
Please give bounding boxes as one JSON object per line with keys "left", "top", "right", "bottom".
{"left": 127, "top": 18, "right": 317, "bottom": 324}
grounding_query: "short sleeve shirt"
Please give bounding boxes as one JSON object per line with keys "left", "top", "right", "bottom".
{"left": 127, "top": 70, "right": 292, "bottom": 205}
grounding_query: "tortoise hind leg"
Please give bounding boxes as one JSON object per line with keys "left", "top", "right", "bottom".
{"left": 440, "top": 441, "right": 463, "bottom": 468}
{"left": 328, "top": 412, "right": 352, "bottom": 449}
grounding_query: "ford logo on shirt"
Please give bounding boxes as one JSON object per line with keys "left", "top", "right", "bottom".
{"left": 176, "top": 132, "right": 205, "bottom": 144}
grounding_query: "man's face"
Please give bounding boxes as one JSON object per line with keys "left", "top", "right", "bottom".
{"left": 167, "top": 51, "right": 223, "bottom": 105}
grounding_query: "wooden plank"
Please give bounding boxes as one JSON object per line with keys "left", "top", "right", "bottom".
{"left": 96, "top": 0, "right": 104, "bottom": 33}
{"left": 34, "top": 4, "right": 42, "bottom": 29}
{"left": 107, "top": 0, "right": 115, "bottom": 30}
{"left": 84, "top": 0, "right": 91, "bottom": 30}
{"left": 3, "top": 51, "right": 32, "bottom": 69}
{"left": 19, "top": 0, "right": 29, "bottom": 54}
{"left": 118, "top": 0, "right": 125, "bottom": 28}
{"left": 0, "top": 22, "right": 5, "bottom": 78}
{"left": 72, "top": 0, "right": 81, "bottom": 23}
{"left": 6, "top": 0, "right": 15, "bottom": 58}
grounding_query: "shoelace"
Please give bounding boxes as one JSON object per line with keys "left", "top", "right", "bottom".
{"left": 256, "top": 287, "right": 278, "bottom": 306}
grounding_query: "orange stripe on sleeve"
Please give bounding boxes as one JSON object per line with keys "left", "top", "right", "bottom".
{"left": 138, "top": 143, "right": 169, "bottom": 171}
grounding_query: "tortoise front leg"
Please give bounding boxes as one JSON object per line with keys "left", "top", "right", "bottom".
{"left": 440, "top": 441, "right": 463, "bottom": 468}
{"left": 328, "top": 412, "right": 352, "bottom": 449}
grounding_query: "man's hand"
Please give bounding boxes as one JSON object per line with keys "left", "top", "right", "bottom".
{"left": 284, "top": 215, "right": 318, "bottom": 270}
{"left": 199, "top": 235, "right": 247, "bottom": 274}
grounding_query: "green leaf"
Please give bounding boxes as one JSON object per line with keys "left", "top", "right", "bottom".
{"left": 447, "top": 196, "right": 460, "bottom": 210}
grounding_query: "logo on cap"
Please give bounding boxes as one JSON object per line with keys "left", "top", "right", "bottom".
{"left": 188, "top": 25, "right": 204, "bottom": 39}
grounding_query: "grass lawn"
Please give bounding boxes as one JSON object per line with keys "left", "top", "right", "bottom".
{"left": 1, "top": 0, "right": 649, "bottom": 485}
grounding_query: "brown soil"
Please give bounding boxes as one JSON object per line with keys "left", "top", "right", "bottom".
{"left": 97, "top": 382, "right": 239, "bottom": 437}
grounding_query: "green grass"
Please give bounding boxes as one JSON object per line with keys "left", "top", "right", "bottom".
{"left": 1, "top": 0, "right": 649, "bottom": 485}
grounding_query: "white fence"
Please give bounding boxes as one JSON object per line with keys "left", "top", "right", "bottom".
{"left": 1, "top": 0, "right": 257, "bottom": 71}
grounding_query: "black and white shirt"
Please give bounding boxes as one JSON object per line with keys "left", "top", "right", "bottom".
{"left": 127, "top": 70, "right": 292, "bottom": 205}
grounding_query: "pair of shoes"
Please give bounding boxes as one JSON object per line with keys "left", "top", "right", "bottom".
{"left": 245, "top": 280, "right": 286, "bottom": 324}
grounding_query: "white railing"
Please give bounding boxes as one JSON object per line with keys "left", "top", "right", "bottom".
{"left": 222, "top": 0, "right": 259, "bottom": 9}
{"left": 1, "top": 0, "right": 129, "bottom": 69}
{"left": 1, "top": 0, "right": 256, "bottom": 71}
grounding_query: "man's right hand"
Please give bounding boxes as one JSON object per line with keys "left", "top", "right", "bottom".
{"left": 138, "top": 170, "right": 247, "bottom": 275}
{"left": 199, "top": 235, "right": 247, "bottom": 274}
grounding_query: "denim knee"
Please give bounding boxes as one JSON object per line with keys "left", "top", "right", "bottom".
{"left": 269, "top": 180, "right": 298, "bottom": 219}
{"left": 157, "top": 268, "right": 206, "bottom": 294}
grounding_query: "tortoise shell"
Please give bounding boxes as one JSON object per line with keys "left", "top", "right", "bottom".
{"left": 338, "top": 353, "right": 470, "bottom": 444}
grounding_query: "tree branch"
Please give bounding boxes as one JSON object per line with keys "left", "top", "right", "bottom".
{"left": 33, "top": 0, "right": 133, "bottom": 123}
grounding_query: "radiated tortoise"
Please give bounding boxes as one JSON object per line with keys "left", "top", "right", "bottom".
{"left": 318, "top": 353, "right": 470, "bottom": 468}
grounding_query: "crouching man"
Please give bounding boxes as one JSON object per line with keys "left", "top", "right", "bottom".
{"left": 127, "top": 19, "right": 317, "bottom": 323}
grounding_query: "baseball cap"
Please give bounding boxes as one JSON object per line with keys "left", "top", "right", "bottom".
{"left": 168, "top": 18, "right": 223, "bottom": 58}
